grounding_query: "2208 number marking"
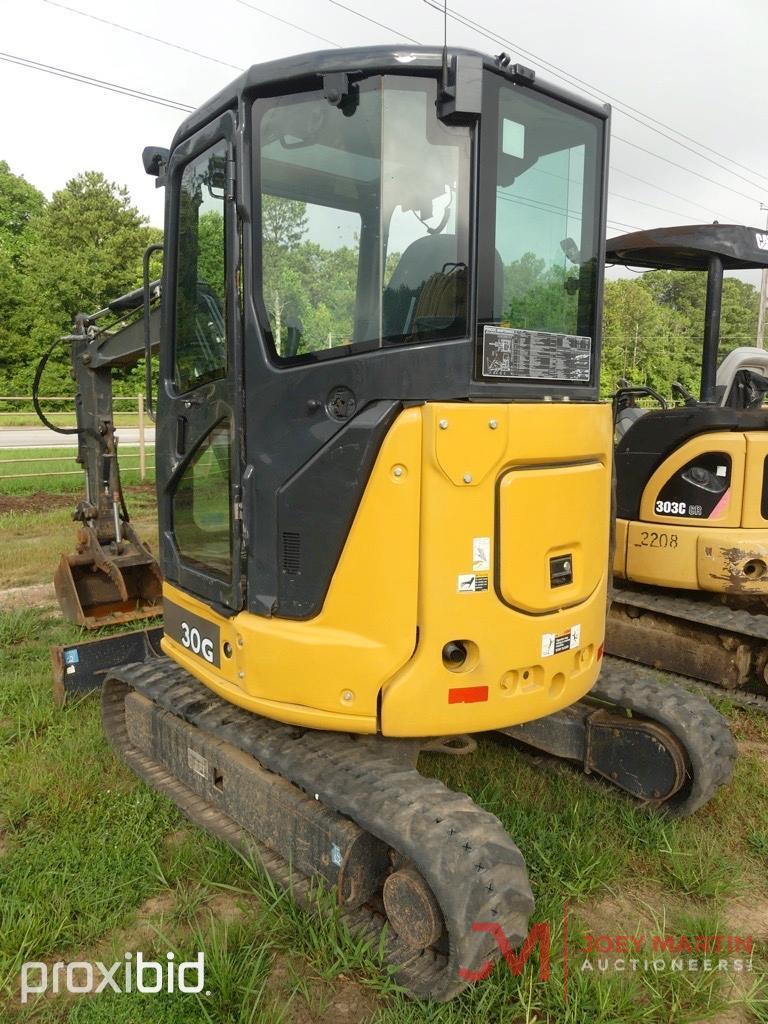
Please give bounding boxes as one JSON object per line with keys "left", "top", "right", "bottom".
{"left": 180, "top": 621, "right": 215, "bottom": 663}
{"left": 637, "top": 531, "right": 678, "bottom": 548}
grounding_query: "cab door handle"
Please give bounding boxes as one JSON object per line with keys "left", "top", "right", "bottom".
{"left": 176, "top": 416, "right": 187, "bottom": 456}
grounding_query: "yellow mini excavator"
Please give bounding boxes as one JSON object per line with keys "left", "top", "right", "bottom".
{"left": 48, "top": 50, "right": 736, "bottom": 1000}
{"left": 606, "top": 224, "right": 768, "bottom": 710}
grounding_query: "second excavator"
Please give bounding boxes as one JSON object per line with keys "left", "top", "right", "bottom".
{"left": 607, "top": 224, "right": 768, "bottom": 710}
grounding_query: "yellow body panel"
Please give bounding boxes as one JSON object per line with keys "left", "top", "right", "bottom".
{"left": 162, "top": 406, "right": 424, "bottom": 733}
{"left": 164, "top": 402, "right": 613, "bottom": 737}
{"left": 622, "top": 519, "right": 701, "bottom": 590}
{"left": 639, "top": 433, "right": 746, "bottom": 528}
{"left": 623, "top": 428, "right": 768, "bottom": 593}
{"left": 498, "top": 461, "right": 606, "bottom": 613}
{"left": 742, "top": 433, "right": 768, "bottom": 528}
{"left": 380, "top": 403, "right": 611, "bottom": 736}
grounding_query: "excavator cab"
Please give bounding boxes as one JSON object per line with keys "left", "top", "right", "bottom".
{"left": 606, "top": 225, "right": 768, "bottom": 691}
{"left": 148, "top": 49, "right": 614, "bottom": 736}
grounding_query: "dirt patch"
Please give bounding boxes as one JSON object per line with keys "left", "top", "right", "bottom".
{"left": 204, "top": 892, "right": 250, "bottom": 924}
{"left": 691, "top": 970, "right": 761, "bottom": 1024}
{"left": 0, "top": 485, "right": 154, "bottom": 517}
{"left": 724, "top": 897, "right": 768, "bottom": 940}
{"left": 577, "top": 884, "right": 677, "bottom": 938}
{"left": 115, "top": 892, "right": 178, "bottom": 949}
{"left": 0, "top": 582, "right": 56, "bottom": 611}
{"left": 0, "top": 492, "right": 75, "bottom": 515}
{"left": 736, "top": 741, "right": 768, "bottom": 767}
{"left": 162, "top": 828, "right": 191, "bottom": 851}
{"left": 266, "top": 954, "right": 377, "bottom": 1024}
{"left": 125, "top": 484, "right": 156, "bottom": 498}
{"left": 691, "top": 1005, "right": 750, "bottom": 1024}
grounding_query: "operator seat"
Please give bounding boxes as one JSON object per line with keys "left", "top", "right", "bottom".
{"left": 716, "top": 346, "right": 768, "bottom": 407}
{"left": 382, "top": 233, "right": 504, "bottom": 339}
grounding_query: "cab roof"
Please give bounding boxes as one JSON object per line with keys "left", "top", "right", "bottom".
{"left": 170, "top": 44, "right": 610, "bottom": 149}
{"left": 606, "top": 224, "right": 768, "bottom": 271}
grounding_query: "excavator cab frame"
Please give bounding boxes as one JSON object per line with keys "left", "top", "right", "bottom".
{"left": 152, "top": 52, "right": 610, "bottom": 637}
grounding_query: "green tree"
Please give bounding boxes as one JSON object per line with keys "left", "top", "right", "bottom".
{"left": 0, "top": 161, "right": 45, "bottom": 264}
{"left": 502, "top": 254, "right": 577, "bottom": 333}
{"left": 0, "top": 163, "right": 46, "bottom": 392}
{"left": 601, "top": 278, "right": 692, "bottom": 395}
{"left": 639, "top": 269, "right": 759, "bottom": 358}
{"left": 8, "top": 172, "right": 160, "bottom": 394}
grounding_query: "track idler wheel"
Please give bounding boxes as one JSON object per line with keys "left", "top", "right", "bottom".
{"left": 584, "top": 708, "right": 688, "bottom": 804}
{"left": 500, "top": 659, "right": 737, "bottom": 816}
{"left": 383, "top": 863, "right": 445, "bottom": 949}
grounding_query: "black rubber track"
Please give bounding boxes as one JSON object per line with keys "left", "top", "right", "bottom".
{"left": 102, "top": 660, "right": 534, "bottom": 1002}
{"left": 592, "top": 658, "right": 738, "bottom": 816}
{"left": 610, "top": 583, "right": 768, "bottom": 703}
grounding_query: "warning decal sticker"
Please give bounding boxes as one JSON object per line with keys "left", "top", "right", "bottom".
{"left": 483, "top": 325, "right": 592, "bottom": 382}
{"left": 472, "top": 537, "right": 490, "bottom": 571}
{"left": 541, "top": 624, "right": 581, "bottom": 658}
{"left": 457, "top": 573, "right": 489, "bottom": 593}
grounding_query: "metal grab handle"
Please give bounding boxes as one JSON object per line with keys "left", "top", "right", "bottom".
{"left": 143, "top": 243, "right": 163, "bottom": 423}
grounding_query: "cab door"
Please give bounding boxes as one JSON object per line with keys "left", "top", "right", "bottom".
{"left": 156, "top": 111, "right": 243, "bottom": 612}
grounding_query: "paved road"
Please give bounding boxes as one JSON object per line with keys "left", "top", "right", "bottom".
{"left": 0, "top": 427, "right": 156, "bottom": 449}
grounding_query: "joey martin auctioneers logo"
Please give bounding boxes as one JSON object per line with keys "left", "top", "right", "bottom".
{"left": 459, "top": 907, "right": 753, "bottom": 1001}
{"left": 20, "top": 951, "right": 206, "bottom": 1003}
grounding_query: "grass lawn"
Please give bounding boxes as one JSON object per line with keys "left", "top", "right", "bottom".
{"left": 0, "top": 488, "right": 158, "bottom": 591}
{"left": 1, "top": 509, "right": 767, "bottom": 1022}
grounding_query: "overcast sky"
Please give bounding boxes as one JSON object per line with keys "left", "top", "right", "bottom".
{"left": 1, "top": 0, "right": 766, "bottom": 286}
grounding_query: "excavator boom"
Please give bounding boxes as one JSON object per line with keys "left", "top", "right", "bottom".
{"left": 39, "top": 283, "right": 163, "bottom": 626}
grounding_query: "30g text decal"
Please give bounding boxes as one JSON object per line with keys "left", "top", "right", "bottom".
{"left": 179, "top": 621, "right": 215, "bottom": 664}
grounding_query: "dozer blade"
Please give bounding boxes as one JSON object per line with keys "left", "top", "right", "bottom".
{"left": 54, "top": 525, "right": 163, "bottom": 629}
{"left": 50, "top": 625, "right": 163, "bottom": 706}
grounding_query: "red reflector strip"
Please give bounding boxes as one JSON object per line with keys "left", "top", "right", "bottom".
{"left": 597, "top": 644, "right": 604, "bottom": 660}
{"left": 448, "top": 685, "right": 489, "bottom": 704}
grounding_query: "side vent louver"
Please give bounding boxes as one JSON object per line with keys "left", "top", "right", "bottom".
{"left": 282, "top": 532, "right": 301, "bottom": 575}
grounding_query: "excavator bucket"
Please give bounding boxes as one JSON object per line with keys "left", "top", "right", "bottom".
{"left": 53, "top": 523, "right": 163, "bottom": 628}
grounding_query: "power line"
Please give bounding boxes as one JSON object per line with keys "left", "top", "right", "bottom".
{"left": 611, "top": 166, "right": 720, "bottom": 220}
{"left": 41, "top": 0, "right": 244, "bottom": 72}
{"left": 236, "top": 0, "right": 340, "bottom": 47}
{"left": 422, "top": 0, "right": 768, "bottom": 191}
{"left": 0, "top": 51, "right": 194, "bottom": 113}
{"left": 612, "top": 111, "right": 767, "bottom": 195}
{"left": 608, "top": 218, "right": 643, "bottom": 231}
{"left": 609, "top": 190, "right": 705, "bottom": 222}
{"left": 327, "top": 1, "right": 422, "bottom": 44}
{"left": 422, "top": 0, "right": 767, "bottom": 207}
{"left": 612, "top": 134, "right": 763, "bottom": 205}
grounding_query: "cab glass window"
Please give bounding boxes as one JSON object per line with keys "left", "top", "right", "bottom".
{"left": 492, "top": 86, "right": 601, "bottom": 339}
{"left": 253, "top": 77, "right": 471, "bottom": 361}
{"left": 173, "top": 422, "right": 232, "bottom": 576}
{"left": 174, "top": 140, "right": 228, "bottom": 392}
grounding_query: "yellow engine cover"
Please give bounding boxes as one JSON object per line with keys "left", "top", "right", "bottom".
{"left": 615, "top": 429, "right": 768, "bottom": 594}
{"left": 163, "top": 401, "right": 613, "bottom": 737}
